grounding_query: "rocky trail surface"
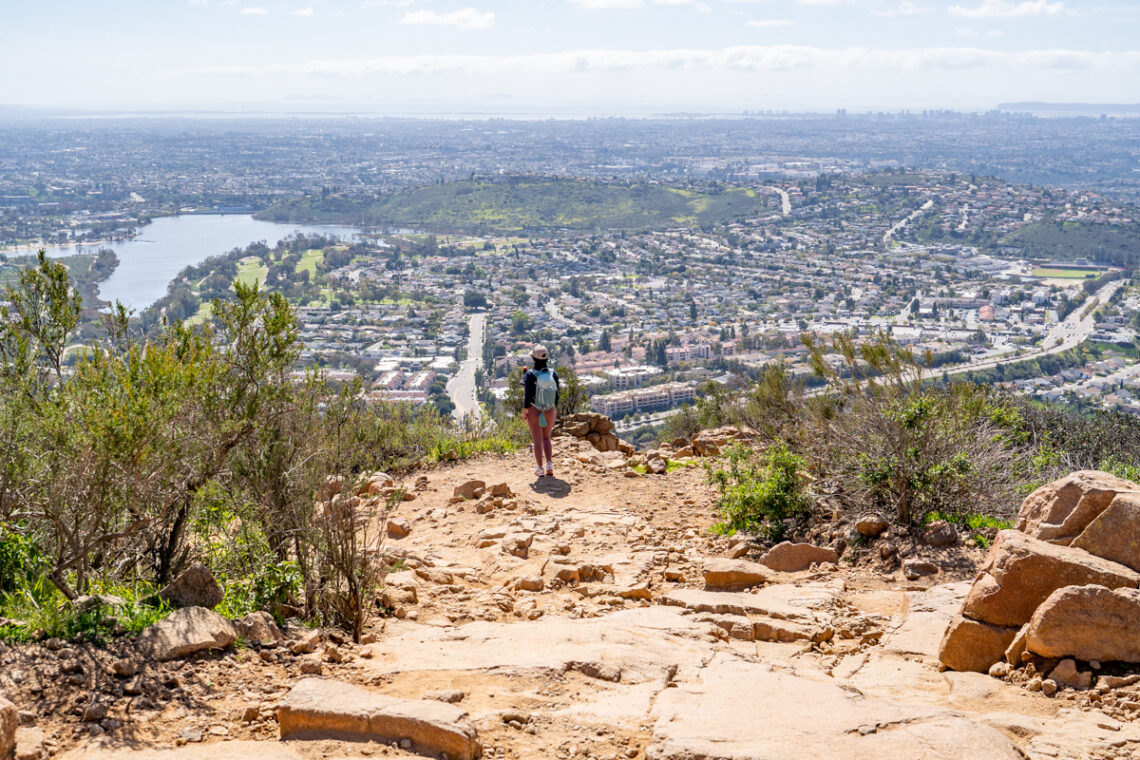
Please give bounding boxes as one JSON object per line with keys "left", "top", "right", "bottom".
{"left": 4, "top": 436, "right": 1140, "bottom": 760}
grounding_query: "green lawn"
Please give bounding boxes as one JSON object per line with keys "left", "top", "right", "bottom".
{"left": 1030, "top": 268, "right": 1099, "bottom": 279}
{"left": 295, "top": 248, "right": 323, "bottom": 277}
{"left": 184, "top": 301, "right": 214, "bottom": 327}
{"left": 234, "top": 256, "right": 268, "bottom": 287}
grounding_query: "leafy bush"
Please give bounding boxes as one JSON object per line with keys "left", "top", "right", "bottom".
{"left": 707, "top": 443, "right": 809, "bottom": 539}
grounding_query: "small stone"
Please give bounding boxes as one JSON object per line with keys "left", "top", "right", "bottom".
{"left": 988, "top": 662, "right": 1013, "bottom": 678}
{"left": 426, "top": 690, "right": 466, "bottom": 703}
{"left": 110, "top": 659, "right": 137, "bottom": 678}
{"left": 923, "top": 520, "right": 958, "bottom": 547}
{"left": 123, "top": 678, "right": 143, "bottom": 696}
{"left": 1026, "top": 676, "right": 1043, "bottom": 693}
{"left": 180, "top": 727, "right": 203, "bottom": 743}
{"left": 903, "top": 560, "right": 939, "bottom": 580}
{"left": 855, "top": 513, "right": 889, "bottom": 537}
{"left": 387, "top": 517, "right": 412, "bottom": 539}
{"left": 81, "top": 703, "right": 107, "bottom": 723}
{"left": 242, "top": 705, "right": 261, "bottom": 722}
{"left": 299, "top": 656, "right": 323, "bottom": 675}
{"left": 290, "top": 629, "right": 322, "bottom": 655}
{"left": 1041, "top": 679, "right": 1058, "bottom": 697}
{"left": 501, "top": 709, "right": 531, "bottom": 724}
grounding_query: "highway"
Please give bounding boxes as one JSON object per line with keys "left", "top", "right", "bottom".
{"left": 446, "top": 311, "right": 486, "bottom": 422}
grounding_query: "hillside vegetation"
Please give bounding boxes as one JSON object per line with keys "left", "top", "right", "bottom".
{"left": 1000, "top": 219, "right": 1140, "bottom": 266}
{"left": 257, "top": 177, "right": 762, "bottom": 233}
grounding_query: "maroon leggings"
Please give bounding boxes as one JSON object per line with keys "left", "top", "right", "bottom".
{"left": 525, "top": 407, "right": 557, "bottom": 467}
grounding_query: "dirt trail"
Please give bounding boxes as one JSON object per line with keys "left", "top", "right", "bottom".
{"left": 6, "top": 436, "right": 1140, "bottom": 760}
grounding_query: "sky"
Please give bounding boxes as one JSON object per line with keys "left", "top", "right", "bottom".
{"left": 3, "top": 0, "right": 1139, "bottom": 113}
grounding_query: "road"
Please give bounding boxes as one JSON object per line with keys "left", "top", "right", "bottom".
{"left": 930, "top": 280, "right": 1121, "bottom": 382}
{"left": 447, "top": 312, "right": 486, "bottom": 422}
{"left": 770, "top": 187, "right": 791, "bottom": 216}
{"left": 883, "top": 199, "right": 934, "bottom": 244}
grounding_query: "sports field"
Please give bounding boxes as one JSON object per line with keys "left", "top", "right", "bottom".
{"left": 1030, "top": 268, "right": 1099, "bottom": 279}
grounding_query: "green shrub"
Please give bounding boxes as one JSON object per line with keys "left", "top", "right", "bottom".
{"left": 0, "top": 525, "right": 46, "bottom": 594}
{"left": 707, "top": 443, "right": 809, "bottom": 540}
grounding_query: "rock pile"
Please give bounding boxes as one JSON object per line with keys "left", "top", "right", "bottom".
{"left": 553, "top": 413, "right": 634, "bottom": 455}
{"left": 940, "top": 470, "right": 1140, "bottom": 675}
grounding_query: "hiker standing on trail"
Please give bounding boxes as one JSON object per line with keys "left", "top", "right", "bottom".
{"left": 522, "top": 345, "right": 560, "bottom": 478}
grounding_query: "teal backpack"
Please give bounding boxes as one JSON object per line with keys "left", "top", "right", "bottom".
{"left": 533, "top": 368, "right": 558, "bottom": 426}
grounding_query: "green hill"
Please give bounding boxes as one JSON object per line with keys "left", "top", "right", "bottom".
{"left": 256, "top": 177, "right": 762, "bottom": 233}
{"left": 1000, "top": 219, "right": 1140, "bottom": 267}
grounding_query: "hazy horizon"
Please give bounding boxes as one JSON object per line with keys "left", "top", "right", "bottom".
{"left": 5, "top": 0, "right": 1139, "bottom": 114}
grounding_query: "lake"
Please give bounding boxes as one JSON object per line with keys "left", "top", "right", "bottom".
{"left": 36, "top": 214, "right": 363, "bottom": 312}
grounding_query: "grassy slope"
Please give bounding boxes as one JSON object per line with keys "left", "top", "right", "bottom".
{"left": 1002, "top": 220, "right": 1140, "bottom": 264}
{"left": 257, "top": 178, "right": 761, "bottom": 233}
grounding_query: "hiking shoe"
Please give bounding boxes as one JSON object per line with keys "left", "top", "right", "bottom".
{"left": 545, "top": 463, "right": 554, "bottom": 477}
{"left": 534, "top": 467, "right": 546, "bottom": 478}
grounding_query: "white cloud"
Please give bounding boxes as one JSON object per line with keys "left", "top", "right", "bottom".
{"left": 872, "top": 2, "right": 927, "bottom": 16}
{"left": 362, "top": 0, "right": 414, "bottom": 6}
{"left": 654, "top": 0, "right": 711, "bottom": 10}
{"left": 175, "top": 45, "right": 1140, "bottom": 78}
{"left": 400, "top": 8, "right": 495, "bottom": 28}
{"left": 948, "top": 0, "right": 1064, "bottom": 18}
{"left": 795, "top": 0, "right": 856, "bottom": 6}
{"left": 567, "top": 0, "right": 644, "bottom": 8}
{"left": 747, "top": 19, "right": 796, "bottom": 26}
{"left": 240, "top": 6, "right": 269, "bottom": 14}
{"left": 292, "top": 7, "right": 315, "bottom": 16}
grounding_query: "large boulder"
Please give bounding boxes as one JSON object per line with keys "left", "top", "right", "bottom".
{"left": 1025, "top": 584, "right": 1140, "bottom": 662}
{"left": 136, "top": 606, "right": 237, "bottom": 661}
{"left": 961, "top": 530, "right": 1140, "bottom": 628}
{"left": 1016, "top": 470, "right": 1139, "bottom": 546}
{"left": 938, "top": 615, "right": 1019, "bottom": 673}
{"left": 702, "top": 558, "right": 770, "bottom": 590}
{"left": 1071, "top": 492, "right": 1140, "bottom": 572}
{"left": 1, "top": 695, "right": 15, "bottom": 760}
{"left": 159, "top": 562, "right": 223, "bottom": 610}
{"left": 758, "top": 542, "right": 838, "bottom": 573}
{"left": 278, "top": 678, "right": 481, "bottom": 760}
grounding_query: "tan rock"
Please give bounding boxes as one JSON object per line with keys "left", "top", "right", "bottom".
{"left": 938, "top": 616, "right": 1019, "bottom": 673}
{"left": 136, "top": 606, "right": 237, "bottom": 661}
{"left": 1016, "top": 470, "right": 1139, "bottom": 545}
{"left": 758, "top": 542, "right": 839, "bottom": 573}
{"left": 1049, "top": 658, "right": 1092, "bottom": 689}
{"left": 647, "top": 653, "right": 1023, "bottom": 760}
{"left": 14, "top": 725, "right": 43, "bottom": 760}
{"left": 453, "top": 480, "right": 486, "bottom": 500}
{"left": 501, "top": 532, "right": 534, "bottom": 559}
{"left": 234, "top": 611, "right": 284, "bottom": 646}
{"left": 386, "top": 517, "right": 411, "bottom": 538}
{"left": 702, "top": 558, "right": 770, "bottom": 590}
{"left": 0, "top": 696, "right": 15, "bottom": 760}
{"left": 1071, "top": 492, "right": 1140, "bottom": 571}
{"left": 1004, "top": 623, "right": 1030, "bottom": 665}
{"left": 856, "top": 513, "right": 889, "bottom": 537}
{"left": 961, "top": 530, "right": 1140, "bottom": 628}
{"left": 489, "top": 482, "right": 513, "bottom": 498}
{"left": 57, "top": 742, "right": 307, "bottom": 760}
{"left": 1025, "top": 584, "right": 1140, "bottom": 662}
{"left": 278, "top": 678, "right": 481, "bottom": 760}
